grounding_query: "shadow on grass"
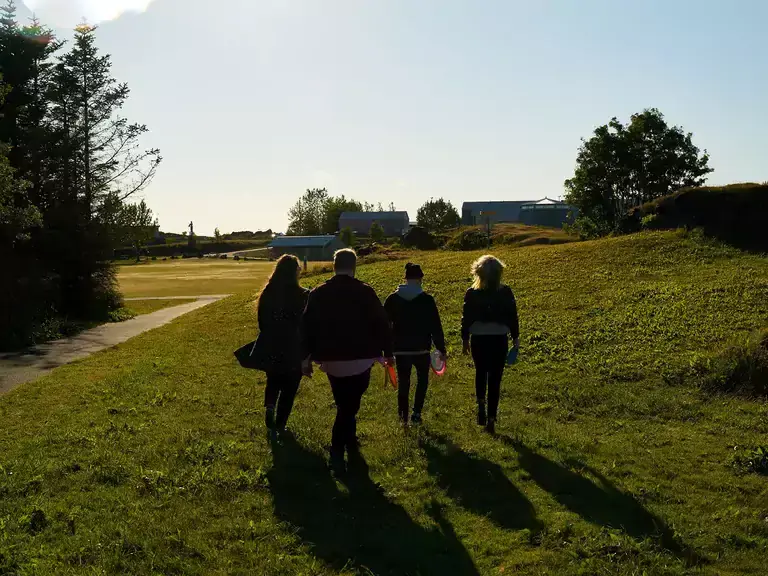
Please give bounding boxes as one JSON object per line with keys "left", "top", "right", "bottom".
{"left": 268, "top": 437, "right": 479, "bottom": 576}
{"left": 420, "top": 432, "right": 543, "bottom": 535}
{"left": 500, "top": 435, "right": 705, "bottom": 566}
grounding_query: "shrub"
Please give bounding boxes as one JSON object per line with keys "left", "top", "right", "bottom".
{"left": 402, "top": 226, "right": 438, "bottom": 250}
{"left": 694, "top": 329, "right": 768, "bottom": 398}
{"left": 622, "top": 183, "right": 768, "bottom": 252}
{"left": 446, "top": 228, "right": 489, "bottom": 251}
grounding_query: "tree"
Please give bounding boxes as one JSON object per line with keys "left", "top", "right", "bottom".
{"left": 564, "top": 108, "right": 713, "bottom": 232}
{"left": 416, "top": 197, "right": 460, "bottom": 231}
{"left": 287, "top": 187, "right": 328, "bottom": 235}
{"left": 322, "top": 195, "right": 363, "bottom": 234}
{"left": 121, "top": 199, "right": 157, "bottom": 261}
{"left": 340, "top": 226, "right": 355, "bottom": 247}
{"left": 214, "top": 227, "right": 221, "bottom": 242}
{"left": 369, "top": 220, "right": 384, "bottom": 243}
{"left": 388, "top": 202, "right": 396, "bottom": 212}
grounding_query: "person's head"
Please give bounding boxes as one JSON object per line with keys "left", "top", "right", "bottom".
{"left": 266, "top": 254, "right": 301, "bottom": 288}
{"left": 470, "top": 254, "right": 505, "bottom": 290}
{"left": 333, "top": 248, "right": 357, "bottom": 276}
{"left": 404, "top": 262, "right": 424, "bottom": 285}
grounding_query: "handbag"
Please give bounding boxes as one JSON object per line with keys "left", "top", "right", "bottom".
{"left": 234, "top": 336, "right": 270, "bottom": 370}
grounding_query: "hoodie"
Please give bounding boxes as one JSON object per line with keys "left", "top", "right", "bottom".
{"left": 384, "top": 284, "right": 446, "bottom": 355}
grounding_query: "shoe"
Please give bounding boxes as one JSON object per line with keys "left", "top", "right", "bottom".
{"left": 411, "top": 412, "right": 422, "bottom": 425}
{"left": 329, "top": 450, "right": 346, "bottom": 476}
{"left": 265, "top": 406, "right": 276, "bottom": 430}
{"left": 477, "top": 404, "right": 487, "bottom": 426}
{"left": 485, "top": 418, "right": 496, "bottom": 435}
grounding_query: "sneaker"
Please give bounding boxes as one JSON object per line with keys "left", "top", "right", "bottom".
{"left": 477, "top": 404, "right": 487, "bottom": 426}
{"left": 265, "top": 406, "right": 276, "bottom": 430}
{"left": 485, "top": 418, "right": 496, "bottom": 435}
{"left": 411, "top": 412, "right": 422, "bottom": 425}
{"left": 329, "top": 450, "right": 346, "bottom": 476}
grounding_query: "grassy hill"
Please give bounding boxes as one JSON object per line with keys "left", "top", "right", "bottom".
{"left": 445, "top": 223, "right": 577, "bottom": 251}
{"left": 1, "top": 231, "right": 767, "bottom": 575}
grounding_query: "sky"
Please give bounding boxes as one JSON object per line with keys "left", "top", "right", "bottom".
{"left": 17, "top": 0, "right": 768, "bottom": 235}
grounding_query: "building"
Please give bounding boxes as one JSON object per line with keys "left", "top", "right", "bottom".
{"left": 461, "top": 201, "right": 535, "bottom": 226}
{"left": 518, "top": 198, "right": 578, "bottom": 228}
{"left": 268, "top": 235, "right": 346, "bottom": 261}
{"left": 462, "top": 198, "right": 577, "bottom": 228}
{"left": 338, "top": 211, "right": 410, "bottom": 237}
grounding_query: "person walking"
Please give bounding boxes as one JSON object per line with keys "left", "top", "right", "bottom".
{"left": 302, "top": 249, "right": 393, "bottom": 473}
{"left": 255, "top": 254, "right": 310, "bottom": 438}
{"left": 461, "top": 255, "right": 520, "bottom": 434}
{"left": 384, "top": 263, "right": 446, "bottom": 426}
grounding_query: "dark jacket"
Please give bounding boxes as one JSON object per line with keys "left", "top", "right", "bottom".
{"left": 302, "top": 274, "right": 393, "bottom": 362}
{"left": 256, "top": 285, "right": 310, "bottom": 372}
{"left": 461, "top": 285, "right": 519, "bottom": 342}
{"left": 384, "top": 286, "right": 446, "bottom": 355}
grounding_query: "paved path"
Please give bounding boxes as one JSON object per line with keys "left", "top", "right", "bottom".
{"left": 0, "top": 295, "right": 228, "bottom": 395}
{"left": 123, "top": 295, "right": 230, "bottom": 301}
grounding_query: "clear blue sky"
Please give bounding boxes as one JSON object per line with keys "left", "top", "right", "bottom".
{"left": 19, "top": 0, "right": 768, "bottom": 235}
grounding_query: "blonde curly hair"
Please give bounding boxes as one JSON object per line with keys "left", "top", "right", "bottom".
{"left": 470, "top": 255, "right": 505, "bottom": 290}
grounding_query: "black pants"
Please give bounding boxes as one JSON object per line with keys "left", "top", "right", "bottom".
{"left": 471, "top": 335, "right": 508, "bottom": 420}
{"left": 328, "top": 369, "right": 371, "bottom": 455}
{"left": 396, "top": 354, "right": 430, "bottom": 419}
{"left": 264, "top": 371, "right": 302, "bottom": 430}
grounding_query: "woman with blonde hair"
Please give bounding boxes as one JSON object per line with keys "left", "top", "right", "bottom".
{"left": 461, "top": 255, "right": 520, "bottom": 434}
{"left": 254, "top": 254, "right": 309, "bottom": 437}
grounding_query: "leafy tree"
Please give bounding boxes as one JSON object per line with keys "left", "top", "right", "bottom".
{"left": 340, "top": 226, "right": 355, "bottom": 247}
{"left": 388, "top": 202, "right": 396, "bottom": 212}
{"left": 322, "top": 195, "right": 363, "bottom": 234}
{"left": 416, "top": 197, "right": 460, "bottom": 231}
{"left": 369, "top": 221, "right": 384, "bottom": 243}
{"left": 287, "top": 187, "right": 328, "bottom": 235}
{"left": 214, "top": 227, "right": 222, "bottom": 242}
{"left": 121, "top": 199, "right": 157, "bottom": 261}
{"left": 564, "top": 108, "right": 712, "bottom": 232}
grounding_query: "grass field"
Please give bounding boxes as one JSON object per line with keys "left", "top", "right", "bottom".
{"left": 2, "top": 231, "right": 768, "bottom": 574}
{"left": 123, "top": 298, "right": 198, "bottom": 316}
{"left": 117, "top": 259, "right": 275, "bottom": 298}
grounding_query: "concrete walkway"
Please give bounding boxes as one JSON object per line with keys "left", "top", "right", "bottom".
{"left": 0, "top": 295, "right": 228, "bottom": 395}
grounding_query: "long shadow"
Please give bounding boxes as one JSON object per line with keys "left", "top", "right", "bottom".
{"left": 268, "top": 437, "right": 479, "bottom": 576}
{"left": 420, "top": 432, "right": 542, "bottom": 534}
{"left": 500, "top": 435, "right": 704, "bottom": 565}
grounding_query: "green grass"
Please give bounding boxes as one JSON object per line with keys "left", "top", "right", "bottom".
{"left": 1, "top": 230, "right": 768, "bottom": 574}
{"left": 123, "top": 299, "right": 198, "bottom": 316}
{"left": 117, "top": 259, "right": 274, "bottom": 298}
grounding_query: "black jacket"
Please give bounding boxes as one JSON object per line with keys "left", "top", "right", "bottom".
{"left": 461, "top": 285, "right": 519, "bottom": 342}
{"left": 384, "top": 288, "right": 446, "bottom": 355}
{"left": 302, "top": 275, "right": 393, "bottom": 362}
{"left": 256, "top": 285, "right": 310, "bottom": 372}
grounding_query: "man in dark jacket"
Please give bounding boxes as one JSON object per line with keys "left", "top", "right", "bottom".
{"left": 384, "top": 263, "right": 446, "bottom": 425}
{"left": 302, "top": 249, "right": 393, "bottom": 472}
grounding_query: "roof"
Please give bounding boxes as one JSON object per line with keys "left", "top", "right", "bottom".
{"left": 462, "top": 201, "right": 536, "bottom": 211}
{"left": 339, "top": 211, "right": 409, "bottom": 220}
{"left": 269, "top": 235, "right": 338, "bottom": 248}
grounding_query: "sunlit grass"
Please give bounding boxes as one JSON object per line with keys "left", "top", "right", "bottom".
{"left": 1, "top": 230, "right": 767, "bottom": 574}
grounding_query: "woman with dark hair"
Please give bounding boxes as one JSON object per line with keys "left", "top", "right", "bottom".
{"left": 461, "top": 255, "right": 519, "bottom": 434}
{"left": 256, "top": 254, "right": 309, "bottom": 436}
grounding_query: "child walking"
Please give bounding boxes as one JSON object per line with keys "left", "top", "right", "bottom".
{"left": 384, "top": 263, "right": 446, "bottom": 425}
{"left": 461, "top": 255, "right": 519, "bottom": 434}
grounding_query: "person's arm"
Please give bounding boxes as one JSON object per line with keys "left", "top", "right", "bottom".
{"left": 371, "top": 288, "right": 394, "bottom": 361}
{"left": 430, "top": 296, "right": 447, "bottom": 356}
{"left": 300, "top": 290, "right": 317, "bottom": 364}
{"left": 461, "top": 289, "right": 473, "bottom": 354}
{"left": 383, "top": 293, "right": 396, "bottom": 328}
{"left": 506, "top": 287, "right": 520, "bottom": 347}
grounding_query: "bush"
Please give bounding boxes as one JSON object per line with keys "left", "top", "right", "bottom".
{"left": 402, "top": 226, "right": 438, "bottom": 250}
{"left": 621, "top": 183, "right": 768, "bottom": 252}
{"left": 446, "top": 228, "right": 489, "bottom": 251}
{"left": 694, "top": 329, "right": 768, "bottom": 398}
